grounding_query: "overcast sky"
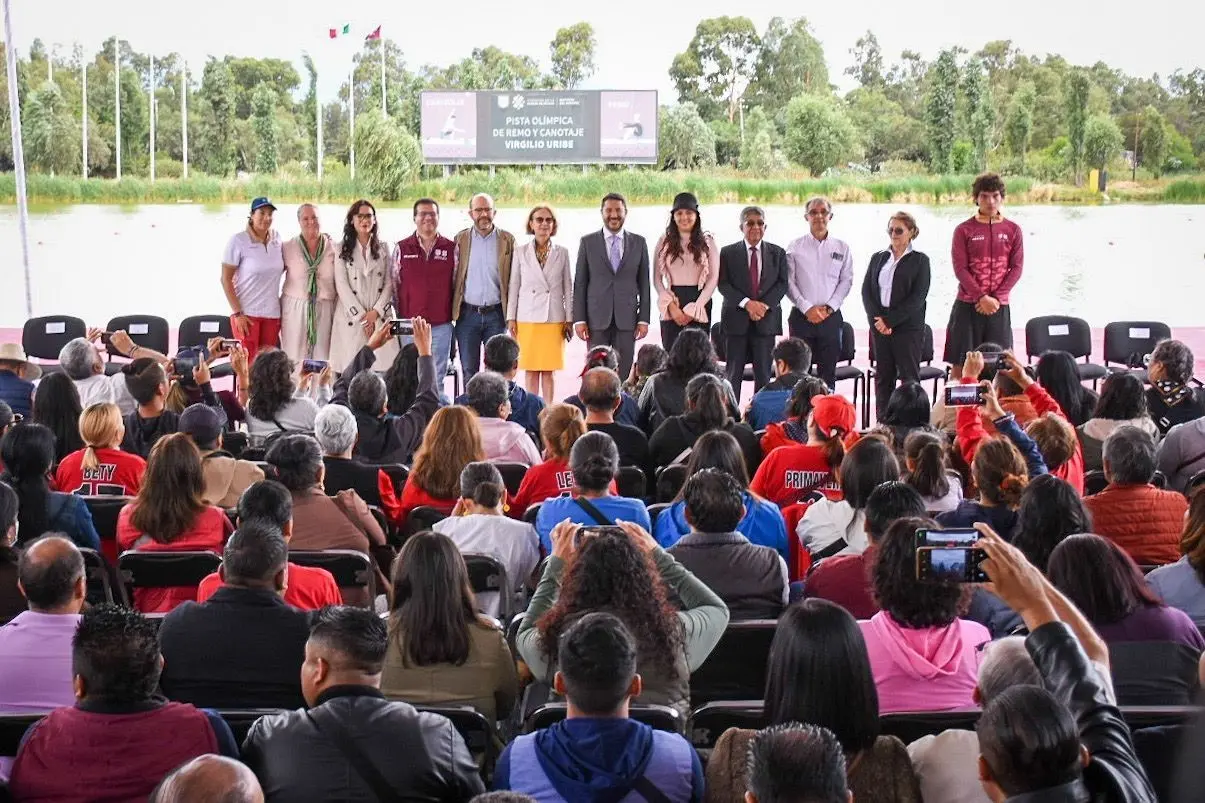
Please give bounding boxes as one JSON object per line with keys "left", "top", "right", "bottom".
{"left": 10, "top": 0, "right": 1204, "bottom": 101}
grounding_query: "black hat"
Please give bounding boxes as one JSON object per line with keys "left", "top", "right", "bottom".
{"left": 671, "top": 192, "right": 699, "bottom": 213}
{"left": 179, "top": 403, "right": 223, "bottom": 445}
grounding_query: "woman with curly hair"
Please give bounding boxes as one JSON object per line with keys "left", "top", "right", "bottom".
{"left": 653, "top": 192, "right": 719, "bottom": 351}
{"left": 399, "top": 406, "right": 486, "bottom": 522}
{"left": 517, "top": 519, "right": 729, "bottom": 717}
{"left": 1077, "top": 372, "right": 1159, "bottom": 472}
{"left": 244, "top": 348, "right": 330, "bottom": 447}
{"left": 759, "top": 374, "right": 829, "bottom": 454}
{"left": 861, "top": 517, "right": 990, "bottom": 712}
{"left": 638, "top": 327, "right": 736, "bottom": 434}
{"left": 329, "top": 199, "right": 397, "bottom": 369}
{"left": 1012, "top": 474, "right": 1092, "bottom": 572}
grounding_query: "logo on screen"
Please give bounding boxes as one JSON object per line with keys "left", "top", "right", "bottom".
{"left": 497, "top": 95, "right": 510, "bottom": 109}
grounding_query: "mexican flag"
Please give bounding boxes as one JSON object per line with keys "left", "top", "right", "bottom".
{"left": 365, "top": 25, "right": 381, "bottom": 40}
{"left": 328, "top": 23, "right": 350, "bottom": 38}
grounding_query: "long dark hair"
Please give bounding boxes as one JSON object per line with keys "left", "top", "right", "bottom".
{"left": 32, "top": 372, "right": 84, "bottom": 461}
{"left": 339, "top": 199, "right": 382, "bottom": 263}
{"left": 840, "top": 438, "right": 900, "bottom": 509}
{"left": 538, "top": 529, "right": 684, "bottom": 679}
{"left": 129, "top": 433, "right": 208, "bottom": 543}
{"left": 661, "top": 210, "right": 707, "bottom": 266}
{"left": 786, "top": 375, "right": 829, "bottom": 423}
{"left": 0, "top": 481, "right": 17, "bottom": 562}
{"left": 1013, "top": 475, "right": 1092, "bottom": 572}
{"left": 1048, "top": 534, "right": 1162, "bottom": 625}
{"left": 1036, "top": 351, "right": 1093, "bottom": 426}
{"left": 247, "top": 349, "right": 295, "bottom": 422}
{"left": 0, "top": 423, "right": 57, "bottom": 546}
{"left": 683, "top": 374, "right": 729, "bottom": 431}
{"left": 764, "top": 599, "right": 879, "bottom": 754}
{"left": 388, "top": 531, "right": 483, "bottom": 667}
{"left": 880, "top": 382, "right": 930, "bottom": 429}
{"left": 903, "top": 430, "right": 951, "bottom": 499}
{"left": 384, "top": 343, "right": 420, "bottom": 415}
{"left": 673, "top": 430, "right": 751, "bottom": 502}
{"left": 1092, "top": 372, "right": 1148, "bottom": 421}
{"left": 665, "top": 328, "right": 719, "bottom": 382}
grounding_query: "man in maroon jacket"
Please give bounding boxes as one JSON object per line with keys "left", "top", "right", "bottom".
{"left": 392, "top": 197, "right": 456, "bottom": 401}
{"left": 944, "top": 173, "right": 1024, "bottom": 378}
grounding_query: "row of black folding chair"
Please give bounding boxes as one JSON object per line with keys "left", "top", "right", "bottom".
{"left": 1083, "top": 469, "right": 1169, "bottom": 497}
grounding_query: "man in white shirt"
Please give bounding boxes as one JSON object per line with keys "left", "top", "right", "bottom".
{"left": 785, "top": 197, "right": 854, "bottom": 389}
{"left": 57, "top": 329, "right": 169, "bottom": 416}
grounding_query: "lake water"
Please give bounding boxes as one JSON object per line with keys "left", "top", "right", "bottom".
{"left": 1, "top": 202, "right": 1202, "bottom": 332}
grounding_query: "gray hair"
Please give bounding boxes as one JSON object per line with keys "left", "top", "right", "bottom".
{"left": 1151, "top": 339, "right": 1194, "bottom": 385}
{"left": 59, "top": 337, "right": 99, "bottom": 380}
{"left": 296, "top": 203, "right": 317, "bottom": 221}
{"left": 470, "top": 193, "right": 495, "bottom": 210}
{"left": 740, "top": 205, "right": 766, "bottom": 224}
{"left": 805, "top": 196, "right": 833, "bottom": 215}
{"left": 466, "top": 371, "right": 509, "bottom": 419}
{"left": 314, "top": 404, "right": 358, "bottom": 456}
{"left": 347, "top": 371, "right": 388, "bottom": 416}
{"left": 978, "top": 636, "right": 1042, "bottom": 704}
{"left": 1102, "top": 424, "right": 1157, "bottom": 485}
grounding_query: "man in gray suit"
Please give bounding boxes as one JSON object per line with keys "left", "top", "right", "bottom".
{"left": 572, "top": 193, "right": 651, "bottom": 378}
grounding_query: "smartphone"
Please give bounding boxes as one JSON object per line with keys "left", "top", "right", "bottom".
{"left": 979, "top": 351, "right": 1009, "bottom": 371}
{"left": 301, "top": 359, "right": 328, "bottom": 375}
{"left": 915, "top": 527, "right": 981, "bottom": 548}
{"left": 389, "top": 318, "right": 415, "bottom": 337}
{"left": 220, "top": 338, "right": 242, "bottom": 351}
{"left": 944, "top": 384, "right": 986, "bottom": 407}
{"left": 916, "top": 545, "right": 988, "bottom": 583}
{"left": 574, "top": 524, "right": 622, "bottom": 546}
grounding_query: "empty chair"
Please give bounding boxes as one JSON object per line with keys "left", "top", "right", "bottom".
{"left": 21, "top": 315, "right": 87, "bottom": 373}
{"left": 655, "top": 464, "right": 688, "bottom": 503}
{"left": 178, "top": 315, "right": 234, "bottom": 349}
{"left": 288, "top": 550, "right": 375, "bottom": 609}
{"left": 1104, "top": 321, "right": 1172, "bottom": 380}
{"left": 404, "top": 505, "right": 449, "bottom": 537}
{"left": 688, "top": 619, "right": 777, "bottom": 705}
{"left": 616, "top": 465, "right": 647, "bottom": 500}
{"left": 104, "top": 315, "right": 170, "bottom": 366}
{"left": 82, "top": 495, "right": 132, "bottom": 564}
{"left": 1025, "top": 315, "right": 1107, "bottom": 384}
{"left": 523, "top": 703, "right": 684, "bottom": 735}
{"left": 823, "top": 322, "right": 866, "bottom": 428}
{"left": 116, "top": 550, "right": 223, "bottom": 609}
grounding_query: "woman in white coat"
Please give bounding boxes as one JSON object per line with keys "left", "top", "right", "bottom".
{"left": 507, "top": 205, "right": 573, "bottom": 404}
{"left": 329, "top": 199, "right": 397, "bottom": 371}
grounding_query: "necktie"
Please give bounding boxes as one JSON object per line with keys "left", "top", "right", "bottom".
{"left": 749, "top": 246, "right": 760, "bottom": 298}
{"left": 608, "top": 234, "right": 621, "bottom": 273}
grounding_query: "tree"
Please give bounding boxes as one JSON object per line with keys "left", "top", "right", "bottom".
{"left": 24, "top": 81, "right": 80, "bottom": 174}
{"left": 669, "top": 16, "right": 760, "bottom": 122}
{"left": 924, "top": 49, "right": 958, "bottom": 173}
{"left": 226, "top": 57, "right": 300, "bottom": 117}
{"left": 424, "top": 46, "right": 546, "bottom": 90}
{"left": 746, "top": 17, "right": 829, "bottom": 115}
{"left": 845, "top": 30, "right": 884, "bottom": 89}
{"left": 301, "top": 54, "right": 318, "bottom": 172}
{"left": 1082, "top": 113, "right": 1123, "bottom": 170}
{"left": 1140, "top": 105, "right": 1168, "bottom": 177}
{"left": 1004, "top": 80, "right": 1035, "bottom": 171}
{"left": 962, "top": 57, "right": 995, "bottom": 171}
{"left": 550, "top": 22, "right": 596, "bottom": 89}
{"left": 251, "top": 82, "right": 278, "bottom": 174}
{"left": 354, "top": 109, "right": 421, "bottom": 199}
{"left": 846, "top": 87, "right": 926, "bottom": 166}
{"left": 658, "top": 102, "right": 717, "bottom": 169}
{"left": 1064, "top": 68, "right": 1090, "bottom": 185}
{"left": 738, "top": 106, "right": 779, "bottom": 172}
{"left": 197, "top": 57, "right": 237, "bottom": 176}
{"left": 783, "top": 94, "right": 857, "bottom": 175}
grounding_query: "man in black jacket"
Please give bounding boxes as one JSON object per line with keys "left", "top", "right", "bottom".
{"left": 717, "top": 206, "right": 789, "bottom": 402}
{"left": 333, "top": 316, "right": 441, "bottom": 465}
{"left": 158, "top": 522, "right": 311, "bottom": 710}
{"left": 977, "top": 527, "right": 1157, "bottom": 803}
{"left": 242, "top": 606, "right": 484, "bottom": 802}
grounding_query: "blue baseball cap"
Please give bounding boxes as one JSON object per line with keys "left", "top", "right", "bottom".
{"left": 250, "top": 197, "right": 277, "bottom": 213}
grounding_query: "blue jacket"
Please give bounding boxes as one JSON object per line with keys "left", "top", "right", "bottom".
{"left": 0, "top": 369, "right": 34, "bottom": 419}
{"left": 654, "top": 492, "right": 789, "bottom": 560}
{"left": 457, "top": 380, "right": 545, "bottom": 438}
{"left": 993, "top": 413, "right": 1049, "bottom": 478}
{"left": 746, "top": 373, "right": 807, "bottom": 430}
{"left": 42, "top": 491, "right": 101, "bottom": 551}
{"left": 535, "top": 495, "right": 651, "bottom": 554}
{"left": 496, "top": 718, "right": 703, "bottom": 803}
{"left": 935, "top": 500, "right": 1019, "bottom": 540}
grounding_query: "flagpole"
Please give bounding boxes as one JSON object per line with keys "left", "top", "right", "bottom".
{"left": 149, "top": 53, "right": 155, "bottom": 182}
{"left": 3, "top": 0, "right": 33, "bottom": 318}
{"left": 348, "top": 65, "right": 355, "bottom": 180}
{"left": 316, "top": 68, "right": 323, "bottom": 181}
{"left": 114, "top": 39, "right": 121, "bottom": 180}
{"left": 380, "top": 28, "right": 386, "bottom": 115}
{"left": 181, "top": 60, "right": 188, "bottom": 177}
{"left": 81, "top": 47, "right": 88, "bottom": 178}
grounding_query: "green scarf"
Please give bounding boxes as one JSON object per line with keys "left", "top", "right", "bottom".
{"left": 297, "top": 234, "right": 326, "bottom": 355}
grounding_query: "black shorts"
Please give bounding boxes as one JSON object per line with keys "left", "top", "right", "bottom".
{"left": 943, "top": 300, "right": 1013, "bottom": 365}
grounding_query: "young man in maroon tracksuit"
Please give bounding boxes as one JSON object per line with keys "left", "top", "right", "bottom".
{"left": 944, "top": 173, "right": 1024, "bottom": 378}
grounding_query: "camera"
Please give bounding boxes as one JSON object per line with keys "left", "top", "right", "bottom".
{"left": 915, "top": 528, "right": 988, "bottom": 583}
{"left": 172, "top": 347, "right": 203, "bottom": 377}
{"left": 944, "top": 384, "right": 986, "bottom": 407}
{"left": 301, "top": 359, "right": 328, "bottom": 375}
{"left": 979, "top": 351, "right": 1009, "bottom": 372}
{"left": 389, "top": 318, "right": 415, "bottom": 337}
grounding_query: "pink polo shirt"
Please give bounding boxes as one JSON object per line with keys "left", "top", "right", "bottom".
{"left": 223, "top": 229, "right": 285, "bottom": 318}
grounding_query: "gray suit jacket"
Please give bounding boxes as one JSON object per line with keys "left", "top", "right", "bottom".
{"left": 572, "top": 229, "right": 651, "bottom": 331}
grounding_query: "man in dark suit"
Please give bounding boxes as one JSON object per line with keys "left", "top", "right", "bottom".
{"left": 572, "top": 192, "right": 651, "bottom": 378}
{"left": 717, "top": 206, "right": 790, "bottom": 401}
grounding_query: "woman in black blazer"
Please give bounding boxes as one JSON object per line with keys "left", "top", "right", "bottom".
{"left": 861, "top": 211, "right": 931, "bottom": 420}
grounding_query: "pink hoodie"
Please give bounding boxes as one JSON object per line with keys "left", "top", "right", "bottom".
{"left": 859, "top": 612, "right": 990, "bottom": 713}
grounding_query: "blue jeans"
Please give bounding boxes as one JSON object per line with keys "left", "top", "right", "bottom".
{"left": 398, "top": 322, "right": 455, "bottom": 403}
{"left": 455, "top": 303, "right": 507, "bottom": 383}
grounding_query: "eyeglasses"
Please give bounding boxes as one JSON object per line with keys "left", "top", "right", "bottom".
{"left": 887, "top": 227, "right": 908, "bottom": 236}
{"left": 415, "top": 212, "right": 438, "bottom": 219}
{"left": 471, "top": 208, "right": 493, "bottom": 214}
{"left": 743, "top": 220, "right": 766, "bottom": 227}
{"left": 806, "top": 210, "right": 831, "bottom": 219}
{"left": 532, "top": 216, "right": 555, "bottom": 224}
{"left": 354, "top": 213, "right": 375, "bottom": 221}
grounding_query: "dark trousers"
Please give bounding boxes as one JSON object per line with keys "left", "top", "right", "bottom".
{"left": 872, "top": 327, "right": 924, "bottom": 420}
{"left": 789, "top": 308, "right": 844, "bottom": 389}
{"left": 455, "top": 303, "right": 506, "bottom": 382}
{"left": 659, "top": 287, "right": 710, "bottom": 354}
{"left": 589, "top": 324, "right": 636, "bottom": 379}
{"left": 725, "top": 333, "right": 775, "bottom": 403}
{"left": 943, "top": 300, "right": 1013, "bottom": 365}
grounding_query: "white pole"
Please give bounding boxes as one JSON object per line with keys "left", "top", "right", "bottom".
{"left": 181, "top": 60, "right": 188, "bottom": 177}
{"left": 149, "top": 53, "right": 155, "bottom": 181}
{"left": 316, "top": 73, "right": 323, "bottom": 180}
{"left": 81, "top": 53, "right": 88, "bottom": 178}
{"left": 348, "top": 65, "right": 355, "bottom": 180}
{"left": 114, "top": 40, "right": 121, "bottom": 179}
{"left": 47, "top": 46, "right": 53, "bottom": 82}
{"left": 3, "top": 0, "right": 33, "bottom": 318}
{"left": 380, "top": 29, "right": 386, "bottom": 115}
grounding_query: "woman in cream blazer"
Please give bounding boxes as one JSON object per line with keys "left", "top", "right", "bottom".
{"left": 507, "top": 205, "right": 573, "bottom": 403}
{"left": 330, "top": 200, "right": 398, "bottom": 370}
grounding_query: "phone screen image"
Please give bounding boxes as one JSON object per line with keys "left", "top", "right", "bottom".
{"left": 945, "top": 385, "right": 983, "bottom": 406}
{"left": 302, "top": 359, "right": 328, "bottom": 375}
{"left": 916, "top": 528, "right": 980, "bottom": 548}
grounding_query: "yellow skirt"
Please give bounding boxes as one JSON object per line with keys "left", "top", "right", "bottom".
{"left": 516, "top": 322, "right": 566, "bottom": 371}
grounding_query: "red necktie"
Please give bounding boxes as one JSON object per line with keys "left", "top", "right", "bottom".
{"left": 749, "top": 246, "right": 760, "bottom": 298}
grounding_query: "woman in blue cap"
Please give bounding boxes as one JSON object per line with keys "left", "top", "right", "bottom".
{"left": 220, "top": 197, "right": 285, "bottom": 361}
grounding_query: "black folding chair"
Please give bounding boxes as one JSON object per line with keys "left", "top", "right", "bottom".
{"left": 686, "top": 701, "right": 766, "bottom": 751}
{"left": 1024, "top": 316, "right": 1107, "bottom": 386}
{"left": 879, "top": 710, "right": 982, "bottom": 743}
{"left": 522, "top": 503, "right": 542, "bottom": 526}
{"left": 867, "top": 324, "right": 946, "bottom": 426}
{"left": 820, "top": 322, "right": 866, "bottom": 428}
{"left": 82, "top": 495, "right": 132, "bottom": 560}
{"left": 104, "top": 315, "right": 170, "bottom": 374}
{"left": 494, "top": 463, "right": 529, "bottom": 497}
{"left": 463, "top": 553, "right": 512, "bottom": 622}
{"left": 0, "top": 712, "right": 42, "bottom": 757}
{"left": 80, "top": 547, "right": 122, "bottom": 607}
{"left": 616, "top": 466, "right": 647, "bottom": 500}
{"left": 1103, "top": 321, "right": 1172, "bottom": 381}
{"left": 1083, "top": 470, "right": 1109, "bottom": 496}
{"left": 117, "top": 550, "right": 222, "bottom": 606}
{"left": 689, "top": 619, "right": 778, "bottom": 705}
{"left": 368, "top": 463, "right": 409, "bottom": 497}
{"left": 418, "top": 704, "right": 496, "bottom": 772}
{"left": 178, "top": 314, "right": 237, "bottom": 380}
{"left": 647, "top": 502, "right": 671, "bottom": 529}
{"left": 22, "top": 314, "right": 87, "bottom": 374}
{"left": 404, "top": 505, "right": 449, "bottom": 537}
{"left": 288, "top": 550, "right": 376, "bottom": 609}
{"left": 524, "top": 703, "right": 683, "bottom": 735}
{"left": 655, "top": 464, "right": 688, "bottom": 503}
{"left": 216, "top": 709, "right": 286, "bottom": 743}
{"left": 1188, "top": 469, "right": 1205, "bottom": 496}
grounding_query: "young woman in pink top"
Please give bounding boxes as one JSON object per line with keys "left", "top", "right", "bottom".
{"left": 279, "top": 204, "right": 337, "bottom": 365}
{"left": 653, "top": 192, "right": 719, "bottom": 352}
{"left": 859, "top": 516, "right": 990, "bottom": 713}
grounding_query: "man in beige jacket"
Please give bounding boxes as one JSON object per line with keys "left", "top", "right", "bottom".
{"left": 453, "top": 193, "right": 515, "bottom": 383}
{"left": 180, "top": 404, "right": 264, "bottom": 507}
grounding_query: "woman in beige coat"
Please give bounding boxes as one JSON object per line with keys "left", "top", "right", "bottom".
{"left": 329, "top": 199, "right": 397, "bottom": 370}
{"left": 507, "top": 205, "right": 573, "bottom": 403}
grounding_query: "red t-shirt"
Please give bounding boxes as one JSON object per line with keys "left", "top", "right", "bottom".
{"left": 54, "top": 448, "right": 146, "bottom": 496}
{"left": 116, "top": 504, "right": 234, "bottom": 613}
{"left": 508, "top": 458, "right": 619, "bottom": 519}
{"left": 804, "top": 551, "right": 879, "bottom": 620}
{"left": 398, "top": 481, "right": 457, "bottom": 524}
{"left": 195, "top": 561, "right": 342, "bottom": 610}
{"left": 750, "top": 444, "right": 842, "bottom": 508}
